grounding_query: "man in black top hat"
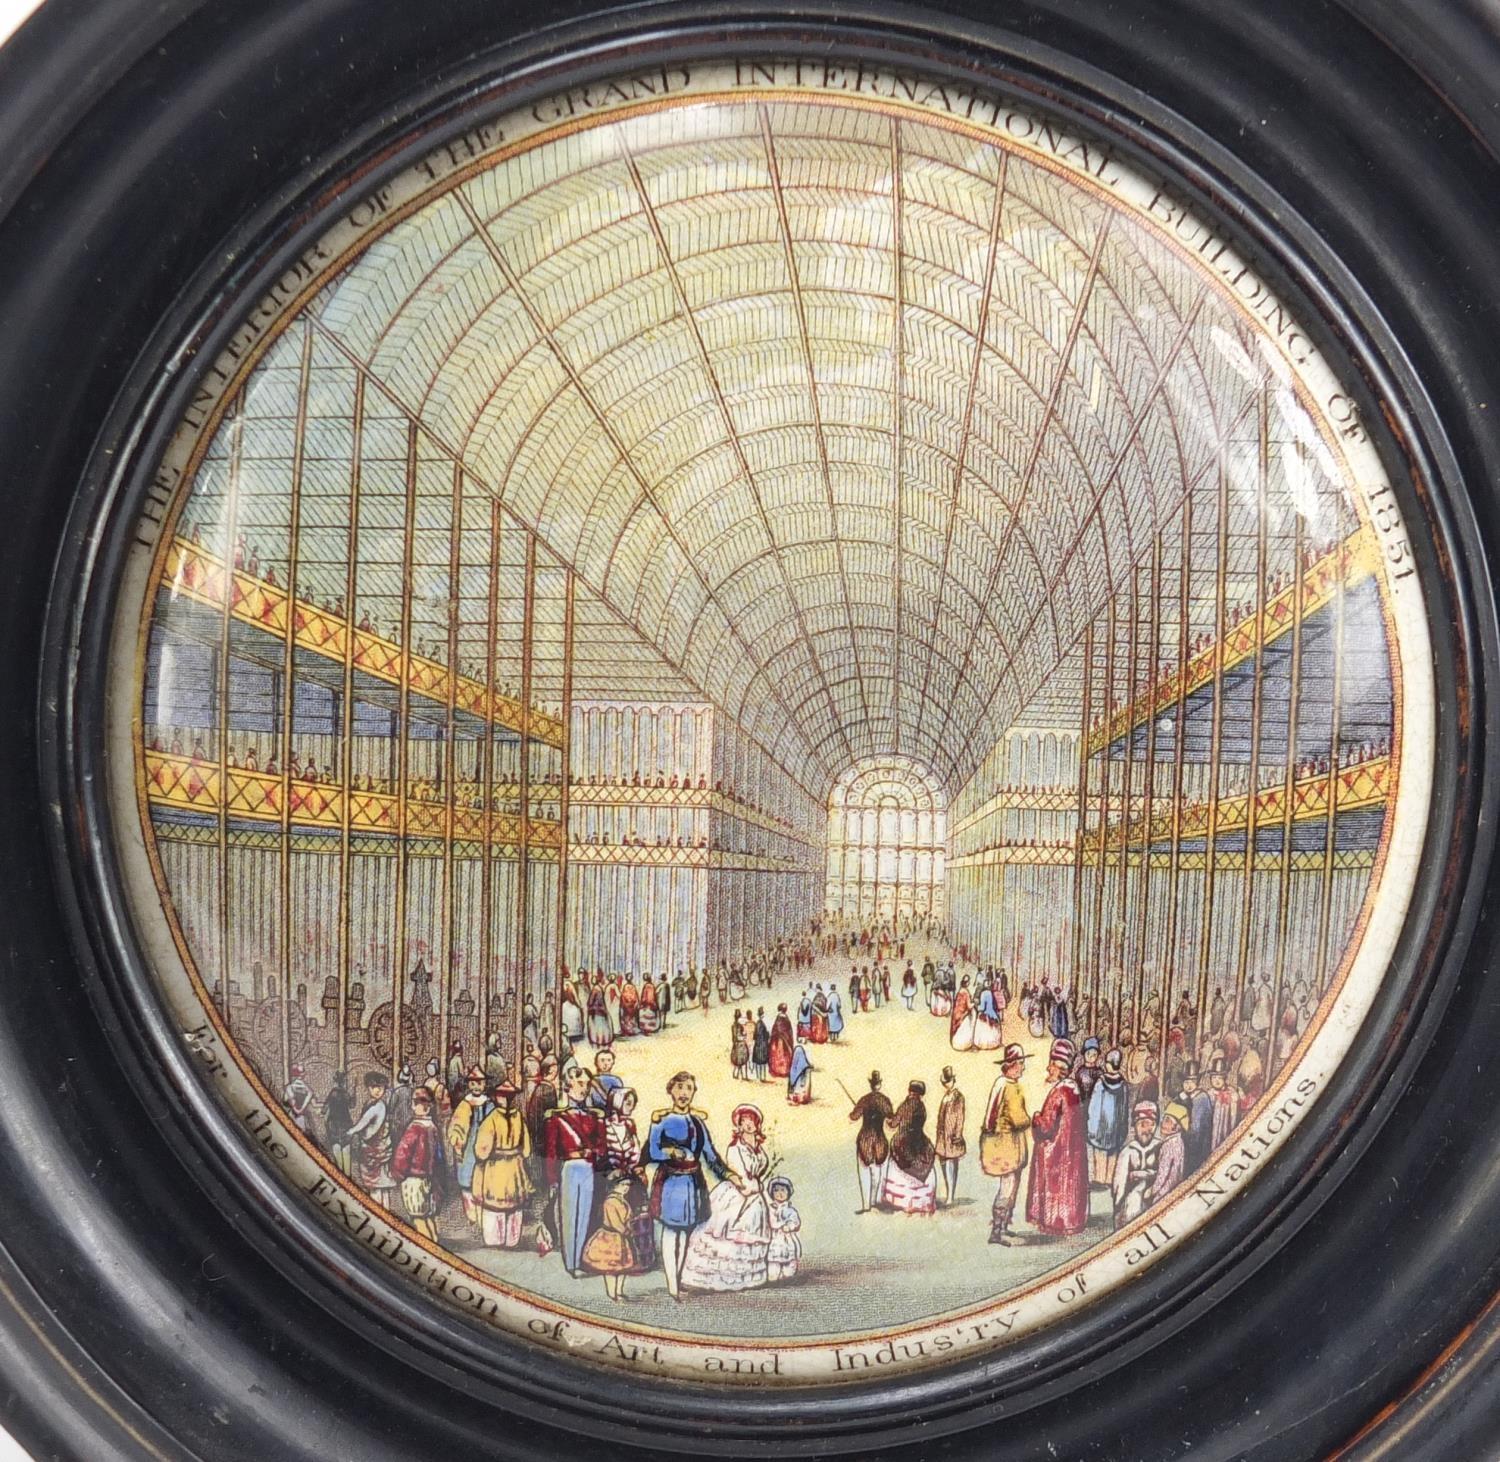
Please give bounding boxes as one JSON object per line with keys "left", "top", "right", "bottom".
{"left": 848, "top": 1070, "right": 893, "bottom": 1213}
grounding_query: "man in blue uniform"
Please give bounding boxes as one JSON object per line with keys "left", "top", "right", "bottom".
{"left": 647, "top": 1071, "right": 736, "bottom": 1299}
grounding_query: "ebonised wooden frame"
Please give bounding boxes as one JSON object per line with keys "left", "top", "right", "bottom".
{"left": 0, "top": 1, "right": 1498, "bottom": 1456}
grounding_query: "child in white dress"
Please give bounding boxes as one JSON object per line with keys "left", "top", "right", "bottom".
{"left": 766, "top": 1176, "right": 801, "bottom": 1283}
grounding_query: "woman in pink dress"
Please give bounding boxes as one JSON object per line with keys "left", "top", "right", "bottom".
{"left": 879, "top": 1080, "right": 937, "bottom": 1215}
{"left": 810, "top": 987, "right": 830, "bottom": 1044}
{"left": 618, "top": 975, "right": 640, "bottom": 1037}
{"left": 638, "top": 975, "right": 660, "bottom": 1035}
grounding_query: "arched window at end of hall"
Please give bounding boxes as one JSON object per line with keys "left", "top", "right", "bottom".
{"left": 825, "top": 756, "right": 947, "bottom": 922}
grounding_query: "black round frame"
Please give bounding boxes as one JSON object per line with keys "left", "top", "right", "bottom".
{"left": 2, "top": 1, "right": 1499, "bottom": 1458}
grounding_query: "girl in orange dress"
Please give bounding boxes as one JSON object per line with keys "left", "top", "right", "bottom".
{"left": 582, "top": 1175, "right": 637, "bottom": 1301}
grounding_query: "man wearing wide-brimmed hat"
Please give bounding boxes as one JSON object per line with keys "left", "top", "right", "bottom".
{"left": 1026, "top": 1038, "right": 1090, "bottom": 1237}
{"left": 473, "top": 1077, "right": 532, "bottom": 1250}
{"left": 448, "top": 1064, "right": 491, "bottom": 1230}
{"left": 981, "top": 1043, "right": 1031, "bottom": 1245}
{"left": 1148, "top": 1101, "right": 1190, "bottom": 1207}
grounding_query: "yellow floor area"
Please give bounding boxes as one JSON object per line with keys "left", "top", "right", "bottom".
{"left": 451, "top": 935, "right": 1113, "bottom": 1340}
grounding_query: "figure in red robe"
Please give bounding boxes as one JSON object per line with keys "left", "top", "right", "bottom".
{"left": 638, "top": 975, "right": 659, "bottom": 1035}
{"left": 768, "top": 1004, "right": 795, "bottom": 1078}
{"left": 1026, "top": 1038, "right": 1090, "bottom": 1236}
{"left": 810, "top": 987, "right": 830, "bottom": 1045}
{"left": 948, "top": 983, "right": 973, "bottom": 1043}
{"left": 619, "top": 976, "right": 640, "bottom": 1037}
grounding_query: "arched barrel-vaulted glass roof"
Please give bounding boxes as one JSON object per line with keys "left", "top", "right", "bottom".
{"left": 190, "top": 96, "right": 1321, "bottom": 796}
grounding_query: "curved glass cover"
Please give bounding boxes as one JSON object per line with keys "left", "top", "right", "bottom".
{"left": 108, "top": 60, "right": 1434, "bottom": 1382}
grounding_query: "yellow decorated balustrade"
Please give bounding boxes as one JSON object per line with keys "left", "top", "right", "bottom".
{"left": 144, "top": 753, "right": 814, "bottom": 872}
{"left": 160, "top": 535, "right": 564, "bottom": 747}
{"left": 947, "top": 843, "right": 1078, "bottom": 867}
{"left": 1085, "top": 754, "right": 1391, "bottom": 853}
{"left": 567, "top": 782, "right": 811, "bottom": 843}
{"left": 1084, "top": 528, "right": 1379, "bottom": 757}
{"left": 145, "top": 750, "right": 562, "bottom": 850}
{"left": 950, "top": 785, "right": 1142, "bottom": 837}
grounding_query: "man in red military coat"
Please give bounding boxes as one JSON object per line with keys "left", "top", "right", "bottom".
{"left": 542, "top": 1065, "right": 607, "bottom": 1276}
{"left": 1026, "top": 1038, "right": 1090, "bottom": 1236}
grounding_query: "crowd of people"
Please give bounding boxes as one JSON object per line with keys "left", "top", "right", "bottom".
{"left": 557, "top": 939, "right": 818, "bottom": 1048}
{"left": 813, "top": 917, "right": 1307, "bottom": 1248}
{"left": 971, "top": 976, "right": 1303, "bottom": 1242}
{"left": 293, "top": 936, "right": 838, "bottom": 1306}
{"left": 287, "top": 899, "right": 1309, "bottom": 1310}
{"left": 301, "top": 1052, "right": 803, "bottom": 1305}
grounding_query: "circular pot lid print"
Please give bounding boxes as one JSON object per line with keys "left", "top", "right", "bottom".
{"left": 107, "top": 60, "right": 1433, "bottom": 1383}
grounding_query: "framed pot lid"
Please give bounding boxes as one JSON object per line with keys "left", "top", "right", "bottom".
{"left": 2, "top": 1, "right": 1498, "bottom": 1457}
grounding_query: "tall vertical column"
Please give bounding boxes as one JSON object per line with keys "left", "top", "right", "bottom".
{"left": 1270, "top": 512, "right": 1307, "bottom": 1053}
{"left": 389, "top": 419, "right": 419, "bottom": 1080}
{"left": 1235, "top": 391, "right": 1270, "bottom": 1015}
{"left": 553, "top": 569, "right": 575, "bottom": 1056}
{"left": 215, "top": 392, "right": 246, "bottom": 1016}
{"left": 334, "top": 374, "right": 365, "bottom": 1072}
{"left": 277, "top": 324, "right": 313, "bottom": 1085}
{"left": 1133, "top": 538, "right": 1162, "bottom": 1032}
{"left": 437, "top": 460, "right": 463, "bottom": 1065}
{"left": 1193, "top": 460, "right": 1231, "bottom": 1032}
{"left": 1070, "top": 623, "right": 1094, "bottom": 993}
{"left": 1160, "top": 497, "right": 1192, "bottom": 1084}
{"left": 1316, "top": 533, "right": 1348, "bottom": 984}
{"left": 477, "top": 500, "right": 500, "bottom": 1059}
{"left": 1089, "top": 601, "right": 1116, "bottom": 1020}
{"left": 1116, "top": 563, "right": 1140, "bottom": 1035}
{"left": 512, "top": 531, "right": 536, "bottom": 1072}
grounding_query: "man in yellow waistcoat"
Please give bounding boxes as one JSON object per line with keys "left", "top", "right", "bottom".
{"left": 981, "top": 1043, "right": 1032, "bottom": 1246}
{"left": 472, "top": 1078, "right": 532, "bottom": 1249}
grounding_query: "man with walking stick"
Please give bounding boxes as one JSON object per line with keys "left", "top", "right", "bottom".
{"left": 844, "top": 1071, "right": 893, "bottom": 1214}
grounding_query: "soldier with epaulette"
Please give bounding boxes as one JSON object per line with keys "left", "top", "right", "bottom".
{"left": 645, "top": 1071, "right": 736, "bottom": 1299}
{"left": 541, "top": 1065, "right": 606, "bottom": 1276}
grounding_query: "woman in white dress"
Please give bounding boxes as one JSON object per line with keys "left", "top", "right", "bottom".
{"left": 604, "top": 976, "right": 622, "bottom": 1038}
{"left": 560, "top": 982, "right": 585, "bottom": 1044}
{"left": 929, "top": 967, "right": 953, "bottom": 1019}
{"left": 681, "top": 1104, "right": 772, "bottom": 1291}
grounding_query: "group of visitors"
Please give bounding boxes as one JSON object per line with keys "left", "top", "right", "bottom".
{"left": 293, "top": 897, "right": 1299, "bottom": 1310}
{"left": 313, "top": 1050, "right": 803, "bottom": 1305}
{"left": 845, "top": 1065, "right": 969, "bottom": 1216}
